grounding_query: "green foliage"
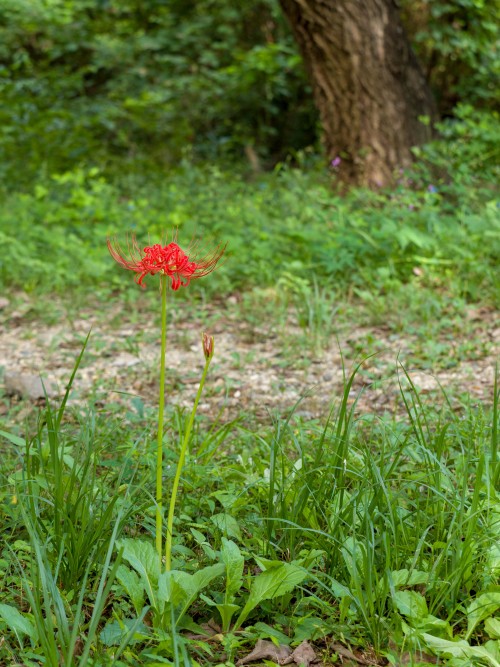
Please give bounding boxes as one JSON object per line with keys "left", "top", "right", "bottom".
{"left": 1, "top": 510, "right": 126, "bottom": 667}
{"left": 2, "top": 350, "right": 498, "bottom": 664}
{"left": 0, "top": 159, "right": 498, "bottom": 312}
{"left": 1, "top": 0, "right": 497, "bottom": 182}
{"left": 402, "top": 0, "right": 500, "bottom": 111}
{"left": 413, "top": 105, "right": 500, "bottom": 188}
{"left": 0, "top": 0, "right": 315, "bottom": 182}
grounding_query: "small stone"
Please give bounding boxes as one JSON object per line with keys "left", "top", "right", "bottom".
{"left": 4, "top": 371, "right": 58, "bottom": 400}
{"left": 110, "top": 353, "right": 141, "bottom": 368}
{"left": 409, "top": 372, "right": 439, "bottom": 392}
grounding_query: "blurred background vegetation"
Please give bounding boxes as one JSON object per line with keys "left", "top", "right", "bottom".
{"left": 0, "top": 0, "right": 498, "bottom": 305}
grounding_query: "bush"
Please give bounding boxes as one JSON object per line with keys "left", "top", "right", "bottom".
{"left": 0, "top": 0, "right": 316, "bottom": 184}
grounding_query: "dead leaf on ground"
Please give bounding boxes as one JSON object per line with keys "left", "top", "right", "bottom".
{"left": 329, "top": 642, "right": 380, "bottom": 665}
{"left": 236, "top": 639, "right": 292, "bottom": 665}
{"left": 282, "top": 640, "right": 318, "bottom": 665}
{"left": 184, "top": 620, "right": 221, "bottom": 641}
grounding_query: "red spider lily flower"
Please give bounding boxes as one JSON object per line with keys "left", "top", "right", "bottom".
{"left": 107, "top": 234, "right": 226, "bottom": 289}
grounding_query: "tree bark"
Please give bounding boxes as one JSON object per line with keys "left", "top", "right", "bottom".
{"left": 279, "top": 0, "right": 437, "bottom": 187}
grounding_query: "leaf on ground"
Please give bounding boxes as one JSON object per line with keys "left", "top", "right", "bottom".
{"left": 282, "top": 640, "right": 317, "bottom": 665}
{"left": 236, "top": 638, "right": 292, "bottom": 665}
{"left": 329, "top": 642, "right": 379, "bottom": 665}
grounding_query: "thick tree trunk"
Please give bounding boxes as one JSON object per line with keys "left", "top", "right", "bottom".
{"left": 279, "top": 0, "right": 437, "bottom": 187}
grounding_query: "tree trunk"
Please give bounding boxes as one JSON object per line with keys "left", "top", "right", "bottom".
{"left": 279, "top": 0, "right": 437, "bottom": 188}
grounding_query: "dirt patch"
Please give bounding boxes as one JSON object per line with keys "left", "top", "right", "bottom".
{"left": 0, "top": 296, "right": 498, "bottom": 424}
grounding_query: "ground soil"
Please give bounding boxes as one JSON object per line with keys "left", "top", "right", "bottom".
{"left": 1, "top": 294, "right": 498, "bottom": 426}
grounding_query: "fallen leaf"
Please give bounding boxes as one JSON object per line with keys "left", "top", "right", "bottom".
{"left": 282, "top": 640, "right": 317, "bottom": 666}
{"left": 330, "top": 642, "right": 378, "bottom": 665}
{"left": 184, "top": 621, "right": 220, "bottom": 641}
{"left": 236, "top": 639, "right": 292, "bottom": 665}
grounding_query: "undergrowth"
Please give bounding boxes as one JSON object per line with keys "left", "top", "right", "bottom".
{"left": 0, "top": 353, "right": 498, "bottom": 666}
{"left": 0, "top": 151, "right": 498, "bottom": 312}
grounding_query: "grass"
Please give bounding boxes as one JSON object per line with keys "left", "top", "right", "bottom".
{"left": 0, "top": 341, "right": 498, "bottom": 665}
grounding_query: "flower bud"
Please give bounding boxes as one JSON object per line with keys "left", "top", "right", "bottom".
{"left": 202, "top": 332, "right": 214, "bottom": 360}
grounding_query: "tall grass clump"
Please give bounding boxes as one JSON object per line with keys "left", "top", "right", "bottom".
{"left": 256, "top": 364, "right": 500, "bottom": 655}
{"left": 0, "top": 342, "right": 143, "bottom": 664}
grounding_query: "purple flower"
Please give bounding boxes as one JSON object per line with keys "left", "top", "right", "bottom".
{"left": 331, "top": 156, "right": 341, "bottom": 168}
{"left": 428, "top": 184, "right": 438, "bottom": 193}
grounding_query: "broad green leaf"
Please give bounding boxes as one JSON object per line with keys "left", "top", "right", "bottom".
{"left": 394, "top": 590, "right": 428, "bottom": 621}
{"left": 466, "top": 592, "right": 500, "bottom": 639}
{"left": 423, "top": 634, "right": 500, "bottom": 667}
{"left": 116, "top": 565, "right": 145, "bottom": 615}
{"left": 118, "top": 539, "right": 160, "bottom": 608}
{"left": 390, "top": 569, "right": 428, "bottom": 588}
{"left": 190, "top": 528, "right": 208, "bottom": 545}
{"left": 253, "top": 621, "right": 291, "bottom": 645}
{"left": 485, "top": 618, "right": 500, "bottom": 640}
{"left": 215, "top": 602, "right": 240, "bottom": 631}
{"left": 221, "top": 538, "right": 244, "bottom": 600}
{"left": 175, "top": 563, "right": 225, "bottom": 624}
{"left": 100, "top": 619, "right": 129, "bottom": 647}
{"left": 157, "top": 570, "right": 190, "bottom": 610}
{"left": 210, "top": 513, "right": 242, "bottom": 540}
{"left": 0, "top": 429, "right": 25, "bottom": 447}
{"left": 235, "top": 563, "right": 307, "bottom": 630}
{"left": 328, "top": 577, "right": 351, "bottom": 598}
{"left": 100, "top": 618, "right": 148, "bottom": 646}
{"left": 0, "top": 603, "right": 37, "bottom": 642}
{"left": 486, "top": 544, "right": 500, "bottom": 577}
{"left": 293, "top": 616, "right": 330, "bottom": 643}
{"left": 253, "top": 555, "right": 287, "bottom": 570}
{"left": 396, "top": 227, "right": 432, "bottom": 250}
{"left": 485, "top": 640, "right": 500, "bottom": 662}
{"left": 415, "top": 614, "right": 452, "bottom": 638}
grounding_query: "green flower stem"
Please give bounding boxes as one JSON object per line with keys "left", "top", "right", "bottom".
{"left": 165, "top": 353, "right": 212, "bottom": 571}
{"left": 156, "top": 275, "right": 168, "bottom": 560}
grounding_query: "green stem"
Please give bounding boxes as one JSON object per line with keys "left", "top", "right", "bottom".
{"left": 165, "top": 355, "right": 212, "bottom": 571}
{"left": 156, "top": 275, "right": 168, "bottom": 560}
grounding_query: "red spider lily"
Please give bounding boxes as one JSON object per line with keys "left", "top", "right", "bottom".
{"left": 202, "top": 332, "right": 214, "bottom": 360}
{"left": 107, "top": 234, "right": 226, "bottom": 289}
